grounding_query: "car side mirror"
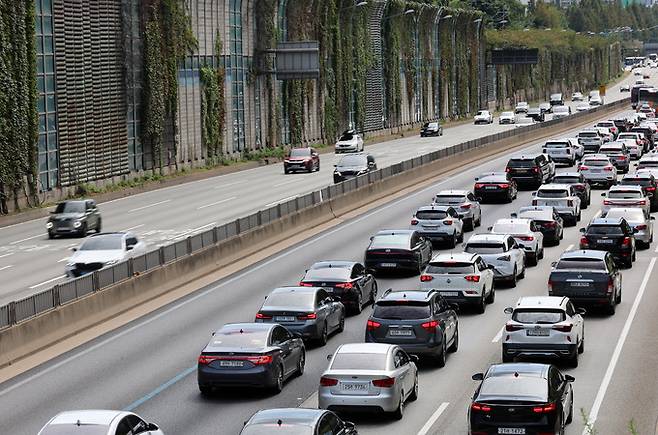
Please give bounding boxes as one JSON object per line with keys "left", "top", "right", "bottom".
{"left": 369, "top": 236, "right": 374, "bottom": 241}
{"left": 449, "top": 303, "right": 460, "bottom": 312}
{"left": 579, "top": 228, "right": 586, "bottom": 233}
{"left": 531, "top": 192, "right": 537, "bottom": 196}
{"left": 333, "top": 164, "right": 337, "bottom": 167}
{"left": 510, "top": 213, "right": 518, "bottom": 218}
{"left": 633, "top": 228, "right": 639, "bottom": 233}
{"left": 651, "top": 217, "right": 656, "bottom": 221}
{"left": 410, "top": 355, "right": 420, "bottom": 363}
{"left": 474, "top": 177, "right": 479, "bottom": 181}
{"left": 344, "top": 421, "right": 357, "bottom": 433}
{"left": 366, "top": 268, "right": 376, "bottom": 275}
{"left": 146, "top": 423, "right": 159, "bottom": 432}
{"left": 601, "top": 192, "right": 607, "bottom": 197}
{"left": 577, "top": 307, "right": 587, "bottom": 315}
{"left": 472, "top": 373, "right": 484, "bottom": 381}
{"left": 487, "top": 226, "right": 493, "bottom": 231}
{"left": 327, "top": 354, "right": 333, "bottom": 362}
{"left": 476, "top": 197, "right": 482, "bottom": 202}
{"left": 565, "top": 375, "right": 575, "bottom": 382}
{"left": 504, "top": 307, "right": 513, "bottom": 314}
{"left": 551, "top": 261, "right": 557, "bottom": 268}
{"left": 126, "top": 245, "right": 134, "bottom": 251}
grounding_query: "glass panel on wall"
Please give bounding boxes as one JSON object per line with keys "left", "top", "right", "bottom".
{"left": 229, "top": 0, "right": 246, "bottom": 152}
{"left": 125, "top": 0, "right": 143, "bottom": 171}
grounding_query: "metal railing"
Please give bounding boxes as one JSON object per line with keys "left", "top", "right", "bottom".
{"left": 0, "top": 98, "right": 629, "bottom": 330}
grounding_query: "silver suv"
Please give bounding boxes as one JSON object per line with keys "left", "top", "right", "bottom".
{"left": 410, "top": 205, "right": 463, "bottom": 247}
{"left": 463, "top": 234, "right": 526, "bottom": 287}
{"left": 578, "top": 154, "right": 618, "bottom": 188}
{"left": 432, "top": 190, "right": 482, "bottom": 231}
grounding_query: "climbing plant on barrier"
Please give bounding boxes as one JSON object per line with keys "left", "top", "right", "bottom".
{"left": 199, "top": 34, "right": 226, "bottom": 162}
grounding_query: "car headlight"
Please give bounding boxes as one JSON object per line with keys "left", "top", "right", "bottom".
{"left": 46, "top": 222, "right": 53, "bottom": 229}
{"left": 73, "top": 220, "right": 82, "bottom": 228}
{"left": 335, "top": 171, "right": 342, "bottom": 176}
{"left": 65, "top": 262, "right": 75, "bottom": 268}
{"left": 105, "top": 259, "right": 120, "bottom": 266}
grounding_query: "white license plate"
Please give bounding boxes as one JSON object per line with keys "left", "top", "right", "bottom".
{"left": 598, "top": 239, "right": 614, "bottom": 244}
{"left": 485, "top": 186, "right": 498, "bottom": 190}
{"left": 390, "top": 329, "right": 413, "bottom": 336}
{"left": 341, "top": 383, "right": 368, "bottom": 391}
{"left": 590, "top": 169, "right": 601, "bottom": 173}
{"left": 219, "top": 360, "right": 244, "bottom": 367}
{"left": 570, "top": 282, "right": 590, "bottom": 287}
{"left": 527, "top": 329, "right": 550, "bottom": 336}
{"left": 422, "top": 225, "right": 439, "bottom": 229}
{"left": 498, "top": 429, "right": 525, "bottom": 435}
{"left": 276, "top": 316, "right": 296, "bottom": 322}
{"left": 440, "top": 292, "right": 459, "bottom": 297}
{"left": 380, "top": 263, "right": 397, "bottom": 267}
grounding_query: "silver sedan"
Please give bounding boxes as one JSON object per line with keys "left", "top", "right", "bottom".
{"left": 605, "top": 207, "right": 654, "bottom": 249}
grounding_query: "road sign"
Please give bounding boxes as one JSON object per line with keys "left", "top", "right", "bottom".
{"left": 275, "top": 41, "right": 320, "bottom": 80}
{"left": 599, "top": 85, "right": 606, "bottom": 96}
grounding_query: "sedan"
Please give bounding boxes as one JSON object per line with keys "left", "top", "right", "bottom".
{"left": 474, "top": 110, "right": 493, "bottom": 124}
{"left": 619, "top": 172, "right": 658, "bottom": 211}
{"left": 333, "top": 153, "right": 376, "bottom": 184}
{"left": 489, "top": 218, "right": 544, "bottom": 266}
{"left": 256, "top": 287, "right": 345, "bottom": 345}
{"left": 299, "top": 260, "right": 377, "bottom": 314}
{"left": 499, "top": 111, "right": 515, "bottom": 124}
{"left": 335, "top": 129, "right": 364, "bottom": 153}
{"left": 364, "top": 230, "right": 433, "bottom": 275}
{"left": 605, "top": 207, "right": 654, "bottom": 249}
{"left": 576, "top": 102, "right": 591, "bottom": 112}
{"left": 66, "top": 232, "right": 146, "bottom": 278}
{"left": 514, "top": 206, "right": 564, "bottom": 246}
{"left": 284, "top": 147, "right": 320, "bottom": 173}
{"left": 515, "top": 101, "right": 529, "bottom": 113}
{"left": 46, "top": 199, "right": 101, "bottom": 238}
{"left": 572, "top": 91, "right": 584, "bottom": 101}
{"left": 197, "top": 323, "right": 305, "bottom": 394}
{"left": 469, "top": 363, "right": 574, "bottom": 435}
{"left": 601, "top": 185, "right": 651, "bottom": 218}
{"left": 38, "top": 410, "right": 163, "bottom": 435}
{"left": 473, "top": 172, "right": 517, "bottom": 203}
{"left": 241, "top": 409, "right": 357, "bottom": 435}
{"left": 420, "top": 121, "right": 443, "bottom": 137}
{"left": 319, "top": 343, "right": 418, "bottom": 419}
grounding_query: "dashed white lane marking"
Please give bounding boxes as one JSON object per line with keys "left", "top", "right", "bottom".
{"left": 566, "top": 244, "right": 574, "bottom": 251}
{"left": 128, "top": 200, "right": 170, "bottom": 213}
{"left": 197, "top": 197, "right": 236, "bottom": 210}
{"left": 121, "top": 224, "right": 144, "bottom": 232}
{"left": 214, "top": 181, "right": 241, "bottom": 189}
{"left": 492, "top": 326, "right": 504, "bottom": 343}
{"left": 581, "top": 257, "right": 656, "bottom": 434}
{"left": 57, "top": 258, "right": 70, "bottom": 263}
{"left": 274, "top": 179, "right": 299, "bottom": 188}
{"left": 0, "top": 253, "right": 13, "bottom": 259}
{"left": 28, "top": 275, "right": 67, "bottom": 289}
{"left": 417, "top": 402, "right": 450, "bottom": 435}
{"left": 10, "top": 234, "right": 42, "bottom": 245}
{"left": 0, "top": 265, "right": 13, "bottom": 271}
{"left": 299, "top": 391, "right": 318, "bottom": 408}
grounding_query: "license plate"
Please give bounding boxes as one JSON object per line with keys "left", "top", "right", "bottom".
{"left": 591, "top": 169, "right": 601, "bottom": 173}
{"left": 219, "top": 360, "right": 244, "bottom": 367}
{"left": 422, "top": 225, "right": 438, "bottom": 228}
{"left": 275, "top": 316, "right": 296, "bottom": 322}
{"left": 570, "top": 282, "right": 590, "bottom": 287}
{"left": 598, "top": 239, "right": 614, "bottom": 244}
{"left": 380, "top": 263, "right": 397, "bottom": 267}
{"left": 498, "top": 429, "right": 525, "bottom": 435}
{"left": 341, "top": 383, "right": 368, "bottom": 391}
{"left": 440, "top": 292, "right": 459, "bottom": 297}
{"left": 389, "top": 329, "right": 413, "bottom": 336}
{"left": 485, "top": 186, "right": 497, "bottom": 190}
{"left": 527, "top": 329, "right": 550, "bottom": 336}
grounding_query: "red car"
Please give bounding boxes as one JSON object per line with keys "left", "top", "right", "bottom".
{"left": 284, "top": 147, "right": 320, "bottom": 174}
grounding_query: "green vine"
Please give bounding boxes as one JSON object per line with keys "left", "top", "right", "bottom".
{"left": 200, "top": 33, "right": 226, "bottom": 163}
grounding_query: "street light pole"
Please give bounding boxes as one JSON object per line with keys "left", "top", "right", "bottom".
{"left": 474, "top": 18, "right": 483, "bottom": 110}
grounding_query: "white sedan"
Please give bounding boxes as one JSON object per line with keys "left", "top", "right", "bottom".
{"left": 38, "top": 410, "right": 164, "bottom": 435}
{"left": 474, "top": 110, "right": 493, "bottom": 124}
{"left": 65, "top": 232, "right": 147, "bottom": 278}
{"left": 499, "top": 111, "right": 515, "bottom": 124}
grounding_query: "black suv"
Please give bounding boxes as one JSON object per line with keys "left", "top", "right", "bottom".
{"left": 333, "top": 153, "right": 376, "bottom": 184}
{"left": 549, "top": 250, "right": 622, "bottom": 314}
{"left": 365, "top": 290, "right": 458, "bottom": 366}
{"left": 47, "top": 199, "right": 102, "bottom": 238}
{"left": 505, "top": 154, "right": 555, "bottom": 187}
{"left": 527, "top": 107, "right": 545, "bottom": 122}
{"left": 364, "top": 230, "right": 433, "bottom": 275}
{"left": 579, "top": 217, "right": 637, "bottom": 267}
{"left": 620, "top": 172, "right": 658, "bottom": 212}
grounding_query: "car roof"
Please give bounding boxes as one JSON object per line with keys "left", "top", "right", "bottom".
{"left": 380, "top": 290, "right": 435, "bottom": 302}
{"left": 494, "top": 218, "right": 531, "bottom": 226}
{"left": 553, "top": 172, "right": 582, "bottom": 178}
{"left": 269, "top": 286, "right": 320, "bottom": 296}
{"left": 467, "top": 233, "right": 509, "bottom": 242}
{"left": 561, "top": 249, "right": 607, "bottom": 260}
{"left": 310, "top": 261, "right": 356, "bottom": 269}
{"left": 247, "top": 408, "right": 325, "bottom": 426}
{"left": 487, "top": 363, "right": 549, "bottom": 378}
{"left": 430, "top": 252, "right": 478, "bottom": 263}
{"left": 590, "top": 217, "right": 625, "bottom": 225}
{"left": 538, "top": 184, "right": 570, "bottom": 190}
{"left": 609, "top": 185, "right": 643, "bottom": 192}
{"left": 337, "top": 343, "right": 393, "bottom": 354}
{"left": 515, "top": 296, "right": 567, "bottom": 309}
{"left": 436, "top": 190, "right": 469, "bottom": 196}
{"left": 47, "top": 410, "right": 126, "bottom": 426}
{"left": 417, "top": 205, "right": 454, "bottom": 212}
{"left": 623, "top": 172, "right": 653, "bottom": 179}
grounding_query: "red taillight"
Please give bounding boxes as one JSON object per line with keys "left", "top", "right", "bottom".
{"left": 198, "top": 354, "right": 218, "bottom": 365}
{"left": 443, "top": 219, "right": 453, "bottom": 225}
{"left": 603, "top": 199, "right": 611, "bottom": 205}
{"left": 367, "top": 320, "right": 381, "bottom": 331}
{"left": 421, "top": 320, "right": 439, "bottom": 332}
{"left": 198, "top": 354, "right": 273, "bottom": 365}
{"left": 604, "top": 166, "right": 614, "bottom": 171}
{"left": 619, "top": 156, "right": 627, "bottom": 161}
{"left": 578, "top": 165, "right": 588, "bottom": 171}
{"left": 544, "top": 221, "right": 557, "bottom": 228}
{"left": 372, "top": 377, "right": 396, "bottom": 388}
{"left": 498, "top": 183, "right": 510, "bottom": 189}
{"left": 256, "top": 312, "right": 272, "bottom": 320}
{"left": 622, "top": 237, "right": 632, "bottom": 246}
{"left": 246, "top": 355, "right": 274, "bottom": 365}
{"left": 637, "top": 200, "right": 647, "bottom": 205}
{"left": 637, "top": 224, "right": 647, "bottom": 230}
{"left": 420, "top": 274, "right": 434, "bottom": 282}
{"left": 547, "top": 279, "right": 553, "bottom": 294}
{"left": 461, "top": 204, "right": 472, "bottom": 209}
{"left": 464, "top": 275, "right": 480, "bottom": 282}
{"left": 320, "top": 376, "right": 339, "bottom": 387}
{"left": 607, "top": 277, "right": 614, "bottom": 294}
{"left": 471, "top": 402, "right": 492, "bottom": 412}
{"left": 411, "top": 219, "right": 419, "bottom": 225}
{"left": 505, "top": 167, "right": 511, "bottom": 173}
{"left": 646, "top": 186, "right": 656, "bottom": 192}
{"left": 519, "top": 236, "right": 534, "bottom": 241}
{"left": 335, "top": 282, "right": 354, "bottom": 289}
{"left": 533, "top": 402, "right": 557, "bottom": 413}
{"left": 532, "top": 167, "right": 540, "bottom": 173}
{"left": 552, "top": 324, "right": 573, "bottom": 332}
{"left": 574, "top": 184, "right": 585, "bottom": 191}
{"left": 474, "top": 183, "right": 484, "bottom": 189}
{"left": 298, "top": 282, "right": 313, "bottom": 287}
{"left": 297, "top": 313, "right": 317, "bottom": 320}
{"left": 505, "top": 323, "right": 523, "bottom": 332}
{"left": 580, "top": 236, "right": 589, "bottom": 247}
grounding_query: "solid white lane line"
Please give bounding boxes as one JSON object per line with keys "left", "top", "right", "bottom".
{"left": 594, "top": 210, "right": 602, "bottom": 218}
{"left": 9, "top": 234, "right": 43, "bottom": 245}
{"left": 566, "top": 244, "right": 574, "bottom": 251}
{"left": 274, "top": 179, "right": 298, "bottom": 188}
{"left": 197, "top": 196, "right": 236, "bottom": 210}
{"left": 0, "top": 265, "right": 13, "bottom": 271}
{"left": 57, "top": 258, "right": 70, "bottom": 263}
{"left": 172, "top": 222, "right": 217, "bottom": 239}
{"left": 28, "top": 275, "right": 67, "bottom": 289}
{"left": 121, "top": 224, "right": 144, "bottom": 232}
{"left": 417, "top": 402, "right": 450, "bottom": 435}
{"left": 299, "top": 391, "right": 318, "bottom": 408}
{"left": 581, "top": 257, "right": 656, "bottom": 434}
{"left": 266, "top": 195, "right": 298, "bottom": 208}
{"left": 492, "top": 326, "right": 504, "bottom": 343}
{"left": 128, "top": 200, "right": 170, "bottom": 213}
{"left": 654, "top": 243, "right": 658, "bottom": 253}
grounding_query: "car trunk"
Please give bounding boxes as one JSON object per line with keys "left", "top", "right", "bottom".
{"left": 323, "top": 370, "right": 391, "bottom": 396}
{"left": 475, "top": 401, "right": 549, "bottom": 424}
{"left": 549, "top": 270, "right": 611, "bottom": 298}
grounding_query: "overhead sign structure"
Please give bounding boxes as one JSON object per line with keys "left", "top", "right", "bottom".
{"left": 275, "top": 41, "right": 320, "bottom": 80}
{"left": 489, "top": 48, "right": 539, "bottom": 65}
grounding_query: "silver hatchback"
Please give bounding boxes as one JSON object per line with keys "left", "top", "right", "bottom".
{"left": 432, "top": 190, "right": 482, "bottom": 231}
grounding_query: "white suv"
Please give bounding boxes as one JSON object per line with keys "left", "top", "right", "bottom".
{"left": 420, "top": 252, "right": 495, "bottom": 313}
{"left": 463, "top": 234, "right": 526, "bottom": 288}
{"left": 502, "top": 296, "right": 585, "bottom": 367}
{"left": 432, "top": 190, "right": 482, "bottom": 231}
{"left": 489, "top": 218, "right": 544, "bottom": 266}
{"left": 578, "top": 154, "right": 618, "bottom": 188}
{"left": 532, "top": 184, "right": 582, "bottom": 226}
{"left": 542, "top": 138, "right": 583, "bottom": 165}
{"left": 474, "top": 110, "right": 493, "bottom": 124}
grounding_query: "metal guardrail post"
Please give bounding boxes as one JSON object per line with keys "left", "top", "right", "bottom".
{"left": 128, "top": 258, "right": 134, "bottom": 277}
{"left": 8, "top": 302, "right": 16, "bottom": 326}
{"left": 92, "top": 271, "right": 100, "bottom": 291}
{"left": 212, "top": 226, "right": 218, "bottom": 244}
{"left": 158, "top": 246, "right": 165, "bottom": 265}
{"left": 53, "top": 284, "right": 61, "bottom": 307}
{"left": 235, "top": 218, "right": 241, "bottom": 235}
{"left": 186, "top": 236, "right": 192, "bottom": 255}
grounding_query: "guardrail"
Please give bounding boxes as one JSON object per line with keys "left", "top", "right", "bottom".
{"left": 0, "top": 98, "right": 630, "bottom": 330}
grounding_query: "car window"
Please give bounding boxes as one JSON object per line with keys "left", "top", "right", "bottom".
{"left": 316, "top": 289, "right": 329, "bottom": 306}
{"left": 264, "top": 291, "right": 315, "bottom": 310}
{"left": 338, "top": 155, "right": 367, "bottom": 166}
{"left": 538, "top": 189, "right": 569, "bottom": 198}
{"left": 331, "top": 352, "right": 388, "bottom": 370}
{"left": 606, "top": 255, "right": 616, "bottom": 272}
{"left": 351, "top": 263, "right": 364, "bottom": 278}
{"left": 555, "top": 258, "right": 606, "bottom": 270}
{"left": 566, "top": 302, "right": 576, "bottom": 317}
{"left": 290, "top": 148, "right": 311, "bottom": 157}
{"left": 318, "top": 413, "right": 343, "bottom": 435}
{"left": 587, "top": 225, "right": 623, "bottom": 235}
{"left": 425, "top": 262, "right": 475, "bottom": 274}
{"left": 125, "top": 415, "right": 148, "bottom": 434}
{"left": 508, "top": 159, "right": 534, "bottom": 168}
{"left": 271, "top": 326, "right": 290, "bottom": 345}
{"left": 394, "top": 350, "right": 408, "bottom": 368}
{"left": 608, "top": 190, "right": 643, "bottom": 199}
{"left": 465, "top": 242, "right": 505, "bottom": 254}
{"left": 513, "top": 309, "right": 565, "bottom": 324}
{"left": 115, "top": 418, "right": 134, "bottom": 435}
{"left": 369, "top": 234, "right": 411, "bottom": 249}
{"left": 416, "top": 210, "right": 448, "bottom": 220}
{"left": 492, "top": 222, "right": 529, "bottom": 234}
{"left": 553, "top": 176, "right": 581, "bottom": 184}
{"left": 126, "top": 237, "right": 138, "bottom": 248}
{"left": 54, "top": 201, "right": 85, "bottom": 213}
{"left": 549, "top": 367, "right": 563, "bottom": 392}
{"left": 434, "top": 195, "right": 466, "bottom": 204}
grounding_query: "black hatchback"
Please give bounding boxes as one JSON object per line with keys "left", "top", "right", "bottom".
{"left": 365, "top": 290, "right": 459, "bottom": 366}
{"left": 469, "top": 363, "right": 574, "bottom": 435}
{"left": 474, "top": 172, "right": 518, "bottom": 203}
{"left": 364, "top": 230, "right": 433, "bottom": 275}
{"left": 579, "top": 217, "right": 637, "bottom": 267}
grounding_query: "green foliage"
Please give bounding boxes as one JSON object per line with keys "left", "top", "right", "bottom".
{"left": 255, "top": 0, "right": 278, "bottom": 148}
{"left": 200, "top": 33, "right": 226, "bottom": 161}
{"left": 530, "top": 1, "right": 566, "bottom": 29}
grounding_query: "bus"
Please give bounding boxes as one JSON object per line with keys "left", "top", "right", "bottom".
{"left": 632, "top": 85, "right": 658, "bottom": 109}
{"left": 625, "top": 56, "right": 646, "bottom": 68}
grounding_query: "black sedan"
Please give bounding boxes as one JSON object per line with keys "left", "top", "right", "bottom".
{"left": 241, "top": 408, "right": 357, "bottom": 435}
{"left": 469, "top": 363, "right": 574, "bottom": 435}
{"left": 515, "top": 205, "right": 564, "bottom": 246}
{"left": 579, "top": 217, "right": 637, "bottom": 268}
{"left": 553, "top": 172, "right": 592, "bottom": 209}
{"left": 420, "top": 121, "right": 443, "bottom": 137}
{"left": 299, "top": 261, "right": 377, "bottom": 314}
{"left": 473, "top": 172, "right": 518, "bottom": 203}
{"left": 333, "top": 153, "right": 377, "bottom": 184}
{"left": 364, "top": 230, "right": 433, "bottom": 275}
{"left": 255, "top": 287, "right": 345, "bottom": 345}
{"left": 197, "top": 323, "right": 305, "bottom": 395}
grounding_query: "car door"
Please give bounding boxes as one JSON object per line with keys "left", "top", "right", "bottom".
{"left": 565, "top": 301, "right": 583, "bottom": 339}
{"left": 448, "top": 207, "right": 463, "bottom": 234}
{"left": 435, "top": 296, "right": 455, "bottom": 343}
{"left": 550, "top": 367, "right": 571, "bottom": 424}
{"left": 317, "top": 412, "right": 346, "bottom": 435}
{"left": 351, "top": 263, "right": 367, "bottom": 303}
{"left": 393, "top": 349, "right": 413, "bottom": 398}
{"left": 467, "top": 192, "right": 481, "bottom": 218}
{"left": 271, "top": 326, "right": 295, "bottom": 376}
{"left": 606, "top": 254, "right": 622, "bottom": 295}
{"left": 529, "top": 221, "right": 544, "bottom": 248}
{"left": 318, "top": 288, "right": 338, "bottom": 330}
{"left": 477, "top": 257, "right": 494, "bottom": 290}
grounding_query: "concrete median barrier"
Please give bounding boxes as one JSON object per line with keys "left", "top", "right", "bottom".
{"left": 0, "top": 98, "right": 630, "bottom": 369}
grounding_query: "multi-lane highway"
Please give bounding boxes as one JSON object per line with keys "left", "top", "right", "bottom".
{"left": 0, "top": 74, "right": 643, "bottom": 306}
{"left": 1, "top": 101, "right": 657, "bottom": 434}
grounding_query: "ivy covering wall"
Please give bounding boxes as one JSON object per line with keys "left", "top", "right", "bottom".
{"left": 200, "top": 34, "right": 226, "bottom": 163}
{"left": 0, "top": 0, "right": 38, "bottom": 214}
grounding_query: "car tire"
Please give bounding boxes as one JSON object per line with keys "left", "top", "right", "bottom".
{"left": 47, "top": 231, "right": 54, "bottom": 239}
{"left": 436, "top": 340, "right": 447, "bottom": 367}
{"left": 199, "top": 385, "right": 213, "bottom": 397}
{"left": 272, "top": 365, "right": 284, "bottom": 394}
{"left": 486, "top": 286, "right": 495, "bottom": 304}
{"left": 475, "top": 213, "right": 482, "bottom": 227}
{"left": 578, "top": 329, "right": 585, "bottom": 354}
{"left": 568, "top": 350, "right": 579, "bottom": 368}
{"left": 509, "top": 267, "right": 518, "bottom": 288}
{"left": 566, "top": 396, "right": 574, "bottom": 424}
{"left": 615, "top": 288, "right": 622, "bottom": 304}
{"left": 528, "top": 252, "right": 538, "bottom": 267}
{"left": 409, "top": 375, "right": 419, "bottom": 401}
{"left": 337, "top": 312, "right": 345, "bottom": 332}
{"left": 538, "top": 248, "right": 544, "bottom": 260}
{"left": 476, "top": 294, "right": 486, "bottom": 314}
{"left": 96, "top": 219, "right": 102, "bottom": 233}
{"left": 519, "top": 266, "right": 526, "bottom": 279}
{"left": 457, "top": 231, "right": 464, "bottom": 243}
{"left": 318, "top": 323, "right": 328, "bottom": 346}
{"left": 284, "top": 168, "right": 290, "bottom": 175}
{"left": 296, "top": 351, "right": 306, "bottom": 376}
{"left": 79, "top": 223, "right": 87, "bottom": 237}
{"left": 502, "top": 350, "right": 514, "bottom": 363}
{"left": 370, "top": 282, "right": 378, "bottom": 304}
{"left": 447, "top": 233, "right": 456, "bottom": 249}
{"left": 353, "top": 290, "right": 363, "bottom": 315}
{"left": 448, "top": 326, "right": 459, "bottom": 353}
{"left": 607, "top": 301, "right": 616, "bottom": 316}
{"left": 505, "top": 192, "right": 513, "bottom": 203}
{"left": 391, "top": 397, "right": 404, "bottom": 420}
{"left": 463, "top": 217, "right": 474, "bottom": 232}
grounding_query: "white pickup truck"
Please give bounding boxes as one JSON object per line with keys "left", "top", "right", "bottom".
{"left": 531, "top": 184, "right": 582, "bottom": 226}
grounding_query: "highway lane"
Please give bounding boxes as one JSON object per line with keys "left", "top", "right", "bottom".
{"left": 1, "top": 108, "right": 656, "bottom": 435}
{"left": 0, "top": 72, "right": 642, "bottom": 305}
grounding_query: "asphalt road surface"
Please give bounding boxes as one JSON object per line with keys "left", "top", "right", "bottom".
{"left": 0, "top": 104, "right": 656, "bottom": 435}
{"left": 0, "top": 73, "right": 645, "bottom": 306}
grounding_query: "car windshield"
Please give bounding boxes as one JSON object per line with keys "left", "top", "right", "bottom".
{"left": 416, "top": 210, "right": 448, "bottom": 220}
{"left": 211, "top": 328, "right": 269, "bottom": 348}
{"left": 555, "top": 258, "right": 606, "bottom": 270}
{"left": 338, "top": 155, "right": 367, "bottom": 166}
{"left": 508, "top": 159, "right": 534, "bottom": 167}
{"left": 264, "top": 292, "right": 316, "bottom": 309}
{"left": 339, "top": 131, "right": 354, "bottom": 141}
{"left": 608, "top": 191, "right": 642, "bottom": 199}
{"left": 583, "top": 160, "right": 608, "bottom": 167}
{"left": 331, "top": 352, "right": 388, "bottom": 370}
{"left": 54, "top": 202, "right": 85, "bottom": 213}
{"left": 587, "top": 225, "right": 624, "bottom": 235}
{"left": 492, "top": 223, "right": 528, "bottom": 233}
{"left": 38, "top": 425, "right": 110, "bottom": 435}
{"left": 425, "top": 122, "right": 439, "bottom": 129}
{"left": 513, "top": 309, "right": 566, "bottom": 324}
{"left": 289, "top": 148, "right": 310, "bottom": 157}
{"left": 370, "top": 234, "right": 410, "bottom": 248}
{"left": 538, "top": 189, "right": 568, "bottom": 198}
{"left": 434, "top": 195, "right": 466, "bottom": 204}
{"left": 477, "top": 111, "right": 487, "bottom": 116}
{"left": 519, "top": 211, "right": 550, "bottom": 221}
{"left": 79, "top": 236, "right": 123, "bottom": 251}
{"left": 373, "top": 302, "right": 431, "bottom": 320}
{"left": 465, "top": 243, "right": 505, "bottom": 254}
{"left": 425, "top": 262, "right": 475, "bottom": 274}
{"left": 553, "top": 176, "right": 581, "bottom": 184}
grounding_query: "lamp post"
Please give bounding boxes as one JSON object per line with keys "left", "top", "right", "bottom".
{"left": 474, "top": 18, "right": 483, "bottom": 110}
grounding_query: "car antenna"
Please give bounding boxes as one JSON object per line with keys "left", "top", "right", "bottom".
{"left": 514, "top": 372, "right": 519, "bottom": 378}
{"left": 76, "top": 420, "right": 81, "bottom": 427}
{"left": 277, "top": 420, "right": 283, "bottom": 427}
{"left": 240, "top": 328, "right": 244, "bottom": 334}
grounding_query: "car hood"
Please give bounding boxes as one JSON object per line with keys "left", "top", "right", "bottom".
{"left": 50, "top": 213, "right": 84, "bottom": 220}
{"left": 336, "top": 166, "right": 367, "bottom": 172}
{"left": 70, "top": 250, "right": 126, "bottom": 264}
{"left": 286, "top": 156, "right": 310, "bottom": 161}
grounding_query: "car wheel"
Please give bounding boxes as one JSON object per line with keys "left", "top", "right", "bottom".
{"left": 199, "top": 385, "right": 213, "bottom": 397}
{"left": 79, "top": 223, "right": 88, "bottom": 237}
{"left": 448, "top": 326, "right": 459, "bottom": 353}
{"left": 370, "top": 282, "right": 378, "bottom": 304}
{"left": 505, "top": 192, "right": 513, "bottom": 203}
{"left": 486, "top": 286, "right": 495, "bottom": 304}
{"left": 632, "top": 249, "right": 636, "bottom": 262}
{"left": 607, "top": 301, "right": 616, "bottom": 316}
{"left": 615, "top": 287, "right": 622, "bottom": 304}
{"left": 457, "top": 231, "right": 464, "bottom": 243}
{"left": 447, "top": 233, "right": 456, "bottom": 249}
{"left": 436, "top": 340, "right": 447, "bottom": 367}
{"left": 47, "top": 231, "right": 54, "bottom": 239}
{"left": 284, "top": 168, "right": 290, "bottom": 175}
{"left": 464, "top": 217, "right": 474, "bottom": 232}
{"left": 568, "top": 350, "right": 579, "bottom": 368}
{"left": 509, "top": 267, "right": 518, "bottom": 288}
{"left": 475, "top": 213, "right": 482, "bottom": 227}
{"left": 538, "top": 248, "right": 544, "bottom": 260}
{"left": 476, "top": 294, "right": 486, "bottom": 314}
{"left": 296, "top": 351, "right": 306, "bottom": 376}
{"left": 316, "top": 161, "right": 321, "bottom": 172}
{"left": 409, "top": 375, "right": 419, "bottom": 401}
{"left": 272, "top": 365, "right": 284, "bottom": 394}
{"left": 318, "top": 323, "right": 328, "bottom": 346}
{"left": 337, "top": 312, "right": 345, "bottom": 333}
{"left": 519, "top": 265, "right": 526, "bottom": 279}
{"left": 528, "top": 252, "right": 538, "bottom": 267}
{"left": 391, "top": 397, "right": 404, "bottom": 420}
{"left": 96, "top": 218, "right": 102, "bottom": 233}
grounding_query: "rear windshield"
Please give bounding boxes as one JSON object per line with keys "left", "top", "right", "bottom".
{"left": 513, "top": 309, "right": 565, "bottom": 324}
{"left": 373, "top": 302, "right": 431, "bottom": 320}
{"left": 606, "top": 209, "right": 645, "bottom": 221}
{"left": 290, "top": 148, "right": 310, "bottom": 157}
{"left": 264, "top": 292, "right": 315, "bottom": 309}
{"left": 639, "top": 161, "right": 658, "bottom": 167}
{"left": 492, "top": 223, "right": 528, "bottom": 234}
{"left": 416, "top": 211, "right": 448, "bottom": 220}
{"left": 54, "top": 202, "right": 85, "bottom": 213}
{"left": 555, "top": 258, "right": 606, "bottom": 270}
{"left": 241, "top": 425, "right": 313, "bottom": 435}
{"left": 425, "top": 262, "right": 475, "bottom": 274}
{"left": 579, "top": 132, "right": 598, "bottom": 138}
{"left": 480, "top": 377, "right": 547, "bottom": 400}
{"left": 618, "top": 134, "right": 638, "bottom": 140}
{"left": 433, "top": 195, "right": 465, "bottom": 204}
{"left": 608, "top": 191, "right": 642, "bottom": 199}
{"left": 331, "top": 353, "right": 388, "bottom": 370}
{"left": 519, "top": 211, "right": 550, "bottom": 221}
{"left": 508, "top": 159, "right": 534, "bottom": 168}
{"left": 501, "top": 112, "right": 514, "bottom": 117}
{"left": 620, "top": 178, "right": 652, "bottom": 187}
{"left": 583, "top": 160, "right": 608, "bottom": 167}
{"left": 370, "top": 234, "right": 410, "bottom": 248}
{"left": 600, "top": 148, "right": 623, "bottom": 154}
{"left": 538, "top": 189, "right": 568, "bottom": 198}
{"left": 211, "top": 328, "right": 269, "bottom": 348}
{"left": 553, "top": 176, "right": 580, "bottom": 184}
{"left": 587, "top": 225, "right": 624, "bottom": 235}
{"left": 544, "top": 142, "right": 568, "bottom": 148}
{"left": 38, "top": 426, "right": 110, "bottom": 435}
{"left": 465, "top": 243, "right": 505, "bottom": 254}
{"left": 554, "top": 107, "right": 569, "bottom": 113}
